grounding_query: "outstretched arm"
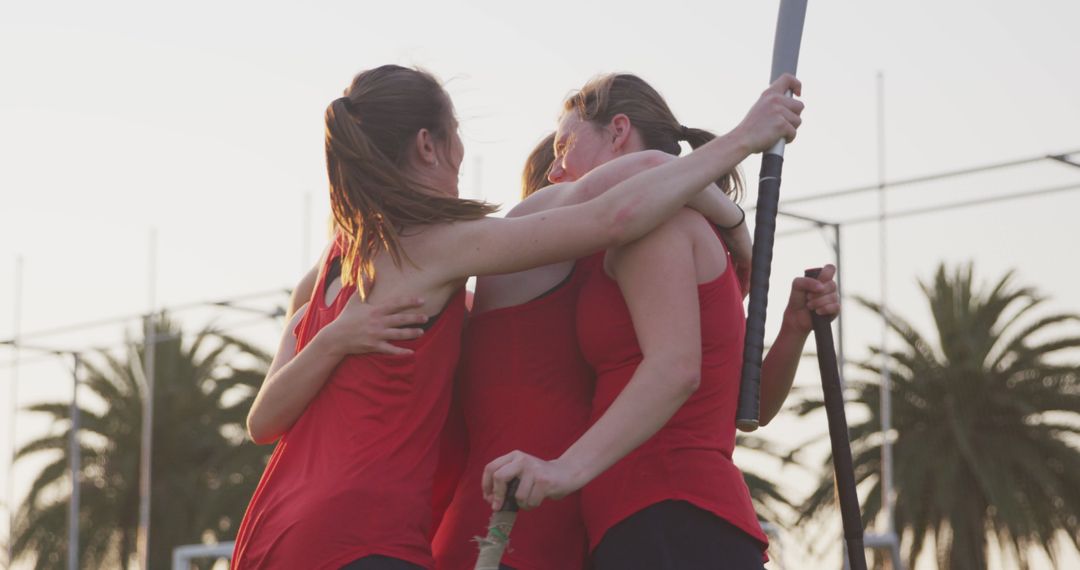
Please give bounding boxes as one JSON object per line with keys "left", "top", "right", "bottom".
{"left": 759, "top": 264, "right": 840, "bottom": 426}
{"left": 516, "top": 150, "right": 744, "bottom": 232}
{"left": 442, "top": 74, "right": 803, "bottom": 282}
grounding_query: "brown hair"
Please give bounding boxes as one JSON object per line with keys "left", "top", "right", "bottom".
{"left": 521, "top": 132, "right": 556, "bottom": 199}
{"left": 325, "top": 64, "right": 499, "bottom": 287}
{"left": 565, "top": 73, "right": 743, "bottom": 200}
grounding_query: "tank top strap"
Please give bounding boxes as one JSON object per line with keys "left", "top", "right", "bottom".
{"left": 294, "top": 234, "right": 349, "bottom": 347}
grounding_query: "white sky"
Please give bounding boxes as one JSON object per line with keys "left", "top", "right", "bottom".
{"left": 2, "top": 0, "right": 1079, "bottom": 568}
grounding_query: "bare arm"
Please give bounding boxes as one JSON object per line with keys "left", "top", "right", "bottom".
{"left": 476, "top": 151, "right": 750, "bottom": 308}
{"left": 508, "top": 150, "right": 676, "bottom": 216}
{"left": 287, "top": 242, "right": 334, "bottom": 319}
{"left": 516, "top": 150, "right": 749, "bottom": 268}
{"left": 690, "top": 190, "right": 752, "bottom": 295}
{"left": 441, "top": 74, "right": 803, "bottom": 282}
{"left": 473, "top": 151, "right": 683, "bottom": 311}
{"left": 483, "top": 215, "right": 702, "bottom": 509}
{"left": 759, "top": 264, "right": 840, "bottom": 426}
{"left": 516, "top": 151, "right": 743, "bottom": 231}
{"left": 246, "top": 293, "right": 428, "bottom": 444}
{"left": 287, "top": 266, "right": 318, "bottom": 320}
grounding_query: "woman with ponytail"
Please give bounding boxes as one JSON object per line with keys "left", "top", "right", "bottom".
{"left": 481, "top": 73, "right": 838, "bottom": 570}
{"left": 233, "top": 65, "right": 805, "bottom": 570}
{"left": 432, "top": 125, "right": 756, "bottom": 568}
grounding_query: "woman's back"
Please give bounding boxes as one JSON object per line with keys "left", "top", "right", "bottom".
{"left": 233, "top": 240, "right": 468, "bottom": 569}
{"left": 432, "top": 258, "right": 596, "bottom": 570}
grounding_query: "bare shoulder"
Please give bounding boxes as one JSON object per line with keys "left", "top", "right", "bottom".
{"left": 608, "top": 208, "right": 717, "bottom": 279}
{"left": 669, "top": 207, "right": 711, "bottom": 233}
{"left": 669, "top": 208, "right": 729, "bottom": 280}
{"left": 637, "top": 208, "right": 706, "bottom": 244}
{"left": 473, "top": 261, "right": 574, "bottom": 313}
{"left": 611, "top": 209, "right": 697, "bottom": 261}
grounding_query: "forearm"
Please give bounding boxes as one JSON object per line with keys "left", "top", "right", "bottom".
{"left": 759, "top": 320, "right": 811, "bottom": 426}
{"left": 574, "top": 150, "right": 672, "bottom": 203}
{"left": 247, "top": 330, "right": 344, "bottom": 444}
{"left": 721, "top": 223, "right": 751, "bottom": 260}
{"left": 689, "top": 186, "right": 752, "bottom": 279}
{"left": 594, "top": 133, "right": 751, "bottom": 244}
{"left": 287, "top": 285, "right": 312, "bottom": 320}
{"left": 508, "top": 151, "right": 672, "bottom": 218}
{"left": 686, "top": 183, "right": 743, "bottom": 228}
{"left": 557, "top": 358, "right": 698, "bottom": 486}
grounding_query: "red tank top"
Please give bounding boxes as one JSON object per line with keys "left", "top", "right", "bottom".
{"left": 431, "top": 260, "right": 597, "bottom": 570}
{"left": 232, "top": 240, "right": 468, "bottom": 570}
{"left": 575, "top": 245, "right": 769, "bottom": 554}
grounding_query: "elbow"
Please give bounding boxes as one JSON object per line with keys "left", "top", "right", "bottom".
{"left": 628, "top": 149, "right": 674, "bottom": 170}
{"left": 669, "top": 358, "right": 702, "bottom": 398}
{"left": 677, "top": 370, "right": 702, "bottom": 398}
{"left": 603, "top": 152, "right": 674, "bottom": 246}
{"left": 604, "top": 198, "right": 644, "bottom": 247}
{"left": 246, "top": 416, "right": 277, "bottom": 446}
{"left": 604, "top": 214, "right": 631, "bottom": 248}
{"left": 641, "top": 149, "right": 675, "bottom": 168}
{"left": 758, "top": 395, "right": 782, "bottom": 427}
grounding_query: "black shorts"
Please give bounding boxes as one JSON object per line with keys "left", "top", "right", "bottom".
{"left": 340, "top": 555, "right": 425, "bottom": 570}
{"left": 592, "top": 500, "right": 766, "bottom": 570}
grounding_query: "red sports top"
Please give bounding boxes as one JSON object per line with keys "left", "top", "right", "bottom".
{"left": 431, "top": 261, "right": 597, "bottom": 570}
{"left": 232, "top": 241, "right": 468, "bottom": 570}
{"left": 575, "top": 246, "right": 769, "bottom": 554}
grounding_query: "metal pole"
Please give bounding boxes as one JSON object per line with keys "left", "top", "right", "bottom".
{"left": 876, "top": 72, "right": 903, "bottom": 570}
{"left": 67, "top": 353, "right": 81, "bottom": 570}
{"left": 6, "top": 256, "right": 23, "bottom": 568}
{"left": 137, "top": 229, "right": 157, "bottom": 570}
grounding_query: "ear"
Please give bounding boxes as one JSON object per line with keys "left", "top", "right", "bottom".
{"left": 413, "top": 128, "right": 439, "bottom": 166}
{"left": 608, "top": 114, "right": 633, "bottom": 152}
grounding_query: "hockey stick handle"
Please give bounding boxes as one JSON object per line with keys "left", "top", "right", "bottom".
{"left": 806, "top": 268, "right": 868, "bottom": 570}
{"left": 735, "top": 0, "right": 809, "bottom": 431}
{"left": 474, "top": 479, "right": 520, "bottom": 570}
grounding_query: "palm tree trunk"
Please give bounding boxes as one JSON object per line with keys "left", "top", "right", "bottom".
{"left": 119, "top": 528, "right": 131, "bottom": 570}
{"left": 949, "top": 506, "right": 989, "bottom": 570}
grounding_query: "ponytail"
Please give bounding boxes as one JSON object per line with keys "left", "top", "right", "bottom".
{"left": 326, "top": 65, "right": 499, "bottom": 287}
{"left": 677, "top": 125, "right": 742, "bottom": 199}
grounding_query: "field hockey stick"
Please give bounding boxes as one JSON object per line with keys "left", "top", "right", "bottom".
{"left": 474, "top": 478, "right": 520, "bottom": 570}
{"left": 806, "top": 267, "right": 868, "bottom": 570}
{"left": 737, "top": 0, "right": 810, "bottom": 431}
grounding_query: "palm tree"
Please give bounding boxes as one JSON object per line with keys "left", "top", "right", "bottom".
{"left": 11, "top": 314, "right": 273, "bottom": 569}
{"left": 795, "top": 263, "right": 1080, "bottom": 569}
